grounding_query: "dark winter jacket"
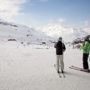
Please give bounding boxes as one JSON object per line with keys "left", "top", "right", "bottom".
{"left": 54, "top": 41, "right": 66, "bottom": 55}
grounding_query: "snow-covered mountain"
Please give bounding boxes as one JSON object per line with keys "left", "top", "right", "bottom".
{"left": 40, "top": 22, "right": 90, "bottom": 42}
{"left": 0, "top": 20, "right": 90, "bottom": 44}
{"left": 0, "top": 19, "right": 54, "bottom": 45}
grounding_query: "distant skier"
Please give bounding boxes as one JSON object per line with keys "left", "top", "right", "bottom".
{"left": 54, "top": 37, "right": 66, "bottom": 73}
{"left": 80, "top": 37, "right": 90, "bottom": 71}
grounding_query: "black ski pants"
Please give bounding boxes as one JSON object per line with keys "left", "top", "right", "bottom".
{"left": 83, "top": 53, "right": 89, "bottom": 69}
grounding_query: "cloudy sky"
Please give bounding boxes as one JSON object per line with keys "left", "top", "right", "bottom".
{"left": 0, "top": 0, "right": 90, "bottom": 28}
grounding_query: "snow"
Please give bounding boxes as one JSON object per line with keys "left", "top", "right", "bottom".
{"left": 0, "top": 42, "right": 90, "bottom": 90}
{"left": 0, "top": 19, "right": 54, "bottom": 45}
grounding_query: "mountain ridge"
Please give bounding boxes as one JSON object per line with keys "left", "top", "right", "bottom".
{"left": 0, "top": 19, "right": 54, "bottom": 45}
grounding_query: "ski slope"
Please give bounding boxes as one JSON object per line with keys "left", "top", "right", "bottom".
{"left": 0, "top": 42, "right": 90, "bottom": 90}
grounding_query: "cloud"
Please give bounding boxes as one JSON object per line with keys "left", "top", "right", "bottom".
{"left": 0, "top": 0, "right": 27, "bottom": 21}
{"left": 58, "top": 18, "right": 66, "bottom": 23}
{"left": 39, "top": 21, "right": 73, "bottom": 38}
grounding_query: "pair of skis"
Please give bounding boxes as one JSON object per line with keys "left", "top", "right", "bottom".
{"left": 54, "top": 65, "right": 90, "bottom": 78}
{"left": 58, "top": 72, "right": 65, "bottom": 78}
{"left": 54, "top": 64, "right": 65, "bottom": 78}
{"left": 69, "top": 66, "right": 90, "bottom": 73}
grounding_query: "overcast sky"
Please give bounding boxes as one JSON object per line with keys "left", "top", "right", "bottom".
{"left": 0, "top": 0, "right": 90, "bottom": 28}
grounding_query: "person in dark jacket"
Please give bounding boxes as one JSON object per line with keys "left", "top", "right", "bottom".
{"left": 54, "top": 37, "right": 66, "bottom": 73}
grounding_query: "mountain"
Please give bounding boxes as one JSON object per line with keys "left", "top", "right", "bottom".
{"left": 40, "top": 22, "right": 90, "bottom": 42}
{"left": 0, "top": 20, "right": 90, "bottom": 44}
{"left": 0, "top": 19, "right": 54, "bottom": 45}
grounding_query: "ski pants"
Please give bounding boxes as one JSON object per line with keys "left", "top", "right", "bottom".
{"left": 83, "top": 53, "right": 89, "bottom": 69}
{"left": 56, "top": 55, "right": 64, "bottom": 71}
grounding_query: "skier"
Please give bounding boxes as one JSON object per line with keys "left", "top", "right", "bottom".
{"left": 54, "top": 37, "right": 66, "bottom": 73}
{"left": 80, "top": 37, "right": 90, "bottom": 71}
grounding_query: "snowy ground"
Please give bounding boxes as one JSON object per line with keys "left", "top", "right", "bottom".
{"left": 0, "top": 42, "right": 90, "bottom": 90}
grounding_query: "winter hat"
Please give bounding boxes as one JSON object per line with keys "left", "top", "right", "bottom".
{"left": 85, "top": 37, "right": 89, "bottom": 41}
{"left": 58, "top": 37, "right": 62, "bottom": 41}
